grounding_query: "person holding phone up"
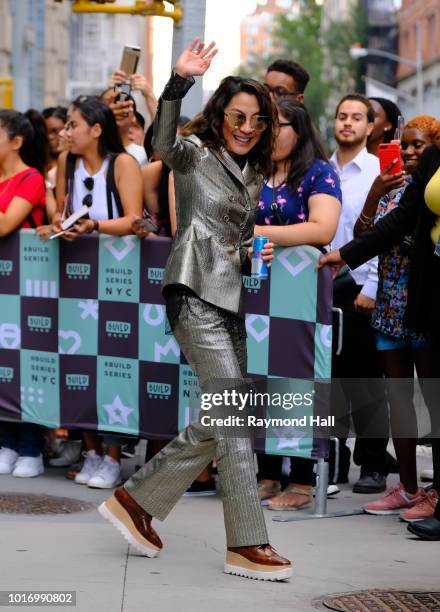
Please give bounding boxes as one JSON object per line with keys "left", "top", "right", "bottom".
{"left": 348, "top": 116, "right": 440, "bottom": 523}
{"left": 318, "top": 119, "right": 440, "bottom": 541}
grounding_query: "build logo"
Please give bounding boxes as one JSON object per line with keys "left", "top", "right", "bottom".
{"left": 27, "top": 315, "right": 52, "bottom": 333}
{"left": 146, "top": 381, "right": 171, "bottom": 399}
{"left": 0, "top": 260, "right": 13, "bottom": 276}
{"left": 105, "top": 320, "right": 131, "bottom": 339}
{"left": 65, "top": 374, "right": 90, "bottom": 391}
{"left": 147, "top": 267, "right": 164, "bottom": 285}
{"left": 0, "top": 366, "right": 14, "bottom": 383}
{"left": 66, "top": 263, "right": 91, "bottom": 280}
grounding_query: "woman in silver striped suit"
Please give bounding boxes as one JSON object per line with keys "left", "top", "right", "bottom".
{"left": 100, "top": 39, "right": 292, "bottom": 581}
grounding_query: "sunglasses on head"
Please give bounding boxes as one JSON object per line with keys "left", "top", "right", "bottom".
{"left": 82, "top": 176, "right": 94, "bottom": 208}
{"left": 223, "top": 111, "right": 268, "bottom": 133}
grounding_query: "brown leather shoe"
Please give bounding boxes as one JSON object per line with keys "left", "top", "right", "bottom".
{"left": 98, "top": 486, "right": 162, "bottom": 557}
{"left": 225, "top": 544, "right": 292, "bottom": 581}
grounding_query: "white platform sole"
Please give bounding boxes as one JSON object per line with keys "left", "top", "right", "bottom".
{"left": 98, "top": 500, "right": 160, "bottom": 558}
{"left": 224, "top": 563, "right": 292, "bottom": 581}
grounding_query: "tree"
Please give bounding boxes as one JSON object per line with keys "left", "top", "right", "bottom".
{"left": 237, "top": 1, "right": 326, "bottom": 126}
{"left": 273, "top": 0, "right": 327, "bottom": 127}
{"left": 322, "top": 0, "right": 369, "bottom": 96}
{"left": 237, "top": 0, "right": 368, "bottom": 133}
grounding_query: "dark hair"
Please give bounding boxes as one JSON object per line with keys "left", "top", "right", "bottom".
{"left": 0, "top": 109, "right": 49, "bottom": 176}
{"left": 275, "top": 99, "right": 328, "bottom": 192}
{"left": 369, "top": 96, "right": 402, "bottom": 143}
{"left": 70, "top": 95, "right": 125, "bottom": 157}
{"left": 144, "top": 123, "right": 155, "bottom": 159}
{"left": 177, "top": 115, "right": 191, "bottom": 129}
{"left": 181, "top": 76, "right": 276, "bottom": 177}
{"left": 267, "top": 59, "right": 310, "bottom": 94}
{"left": 42, "top": 106, "right": 68, "bottom": 123}
{"left": 335, "top": 94, "right": 375, "bottom": 123}
{"left": 134, "top": 111, "right": 145, "bottom": 130}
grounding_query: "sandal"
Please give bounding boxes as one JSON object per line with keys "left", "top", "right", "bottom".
{"left": 267, "top": 484, "right": 313, "bottom": 511}
{"left": 258, "top": 481, "right": 282, "bottom": 503}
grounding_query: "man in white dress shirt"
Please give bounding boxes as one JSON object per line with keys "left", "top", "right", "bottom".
{"left": 329, "top": 94, "right": 390, "bottom": 494}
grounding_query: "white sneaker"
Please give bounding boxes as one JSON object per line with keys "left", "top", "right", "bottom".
{"left": 313, "top": 483, "right": 340, "bottom": 497}
{"left": 49, "top": 440, "right": 82, "bottom": 467}
{"left": 0, "top": 447, "right": 19, "bottom": 474}
{"left": 87, "top": 455, "right": 121, "bottom": 489}
{"left": 74, "top": 450, "right": 102, "bottom": 485}
{"left": 12, "top": 455, "right": 44, "bottom": 478}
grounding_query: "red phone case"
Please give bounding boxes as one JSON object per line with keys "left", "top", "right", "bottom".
{"left": 378, "top": 143, "right": 403, "bottom": 174}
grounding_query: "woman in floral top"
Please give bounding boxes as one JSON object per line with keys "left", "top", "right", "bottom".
{"left": 355, "top": 115, "right": 440, "bottom": 521}
{"left": 255, "top": 100, "right": 342, "bottom": 510}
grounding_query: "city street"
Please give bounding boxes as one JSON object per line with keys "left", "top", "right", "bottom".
{"left": 1, "top": 447, "right": 439, "bottom": 612}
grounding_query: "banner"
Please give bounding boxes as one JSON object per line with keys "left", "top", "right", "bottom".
{"left": 0, "top": 231, "right": 332, "bottom": 459}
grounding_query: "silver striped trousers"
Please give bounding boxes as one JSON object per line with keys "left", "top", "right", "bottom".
{"left": 124, "top": 291, "right": 268, "bottom": 547}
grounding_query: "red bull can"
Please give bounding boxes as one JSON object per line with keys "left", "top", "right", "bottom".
{"left": 251, "top": 236, "right": 269, "bottom": 279}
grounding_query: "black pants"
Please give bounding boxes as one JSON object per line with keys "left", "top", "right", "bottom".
{"left": 332, "top": 275, "right": 389, "bottom": 474}
{"left": 257, "top": 453, "right": 315, "bottom": 486}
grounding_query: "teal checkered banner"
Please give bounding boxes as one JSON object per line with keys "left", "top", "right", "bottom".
{"left": 0, "top": 231, "right": 333, "bottom": 459}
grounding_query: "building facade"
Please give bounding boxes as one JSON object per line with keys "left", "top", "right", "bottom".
{"left": 240, "top": 0, "right": 298, "bottom": 67}
{"left": 397, "top": 0, "right": 440, "bottom": 118}
{"left": 0, "top": 0, "right": 70, "bottom": 110}
{"left": 68, "top": 7, "right": 146, "bottom": 100}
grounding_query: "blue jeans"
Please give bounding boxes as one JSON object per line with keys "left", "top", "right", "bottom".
{"left": 0, "top": 422, "right": 44, "bottom": 457}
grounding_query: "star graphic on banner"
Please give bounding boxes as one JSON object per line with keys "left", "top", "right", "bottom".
{"left": 103, "top": 395, "right": 134, "bottom": 426}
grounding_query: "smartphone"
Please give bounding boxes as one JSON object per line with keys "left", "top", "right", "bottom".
{"left": 114, "top": 82, "right": 131, "bottom": 103}
{"left": 378, "top": 143, "right": 403, "bottom": 175}
{"left": 120, "top": 45, "right": 141, "bottom": 76}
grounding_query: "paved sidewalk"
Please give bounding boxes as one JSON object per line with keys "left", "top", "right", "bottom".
{"left": 0, "top": 451, "right": 439, "bottom": 612}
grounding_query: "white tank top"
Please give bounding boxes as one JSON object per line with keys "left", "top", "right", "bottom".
{"left": 71, "top": 157, "right": 119, "bottom": 220}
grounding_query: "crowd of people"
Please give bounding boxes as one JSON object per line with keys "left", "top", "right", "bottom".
{"left": 0, "top": 37, "right": 439, "bottom": 580}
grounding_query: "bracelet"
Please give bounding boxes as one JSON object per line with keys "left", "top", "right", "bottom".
{"left": 87, "top": 219, "right": 99, "bottom": 233}
{"left": 359, "top": 212, "right": 375, "bottom": 225}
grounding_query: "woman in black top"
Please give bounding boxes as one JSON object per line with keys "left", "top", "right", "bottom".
{"left": 319, "top": 143, "right": 440, "bottom": 540}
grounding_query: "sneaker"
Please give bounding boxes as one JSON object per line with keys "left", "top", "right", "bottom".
{"left": 49, "top": 440, "right": 82, "bottom": 467}
{"left": 74, "top": 450, "right": 102, "bottom": 485}
{"left": 327, "top": 484, "right": 340, "bottom": 496}
{"left": 400, "top": 489, "right": 439, "bottom": 522}
{"left": 88, "top": 455, "right": 121, "bottom": 489}
{"left": 363, "top": 483, "right": 425, "bottom": 515}
{"left": 184, "top": 479, "right": 216, "bottom": 496}
{"left": 353, "top": 471, "right": 387, "bottom": 494}
{"left": 121, "top": 442, "right": 137, "bottom": 459}
{"left": 421, "top": 468, "right": 434, "bottom": 482}
{"left": 0, "top": 448, "right": 19, "bottom": 475}
{"left": 12, "top": 455, "right": 44, "bottom": 478}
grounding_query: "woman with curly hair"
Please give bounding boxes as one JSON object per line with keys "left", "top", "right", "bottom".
{"left": 99, "top": 39, "right": 292, "bottom": 581}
